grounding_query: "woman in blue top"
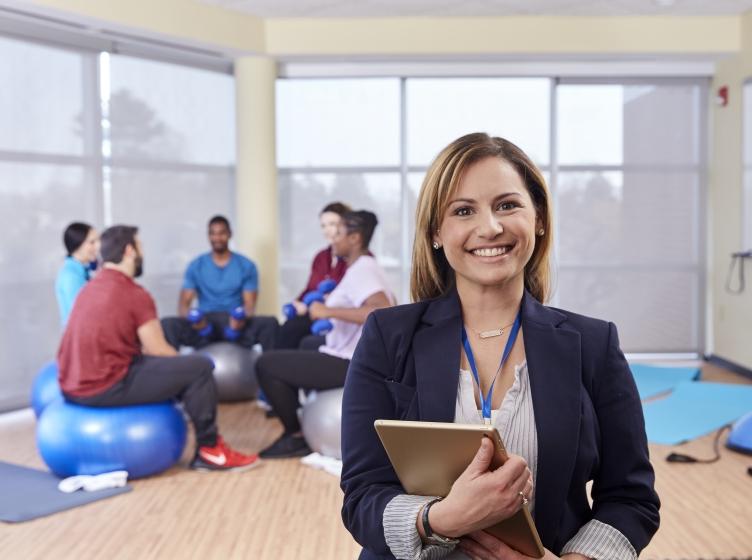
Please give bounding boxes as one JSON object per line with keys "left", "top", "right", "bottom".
{"left": 55, "top": 222, "right": 100, "bottom": 325}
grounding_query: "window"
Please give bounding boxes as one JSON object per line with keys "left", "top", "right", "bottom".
{"left": 0, "top": 36, "right": 100, "bottom": 410}
{"left": 555, "top": 82, "right": 705, "bottom": 352}
{"left": 276, "top": 79, "right": 403, "bottom": 302}
{"left": 105, "top": 54, "right": 236, "bottom": 315}
{"left": 0, "top": 38, "right": 236, "bottom": 411}
{"left": 277, "top": 76, "right": 707, "bottom": 354}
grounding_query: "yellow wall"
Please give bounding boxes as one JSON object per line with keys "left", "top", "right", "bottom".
{"left": 265, "top": 16, "right": 739, "bottom": 57}
{"left": 709, "top": 12, "right": 752, "bottom": 368}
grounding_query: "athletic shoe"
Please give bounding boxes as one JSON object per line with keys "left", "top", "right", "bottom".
{"left": 190, "top": 436, "right": 261, "bottom": 472}
{"left": 259, "top": 434, "right": 312, "bottom": 459}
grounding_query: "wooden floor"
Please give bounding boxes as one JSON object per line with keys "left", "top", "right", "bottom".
{"left": 0, "top": 363, "right": 750, "bottom": 560}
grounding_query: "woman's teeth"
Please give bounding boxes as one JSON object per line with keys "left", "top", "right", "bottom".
{"left": 472, "top": 246, "right": 509, "bottom": 257}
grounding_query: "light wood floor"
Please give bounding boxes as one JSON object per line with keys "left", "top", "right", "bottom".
{"left": 1, "top": 364, "right": 751, "bottom": 560}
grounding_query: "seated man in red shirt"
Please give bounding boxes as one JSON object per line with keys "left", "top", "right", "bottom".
{"left": 57, "top": 224, "right": 258, "bottom": 472}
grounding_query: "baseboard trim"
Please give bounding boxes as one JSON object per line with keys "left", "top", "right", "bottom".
{"left": 704, "top": 354, "right": 752, "bottom": 381}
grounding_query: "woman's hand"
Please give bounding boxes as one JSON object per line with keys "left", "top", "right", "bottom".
{"left": 428, "top": 438, "right": 533, "bottom": 538}
{"left": 308, "top": 301, "right": 328, "bottom": 320}
{"left": 458, "top": 531, "right": 563, "bottom": 560}
{"left": 292, "top": 300, "right": 308, "bottom": 316}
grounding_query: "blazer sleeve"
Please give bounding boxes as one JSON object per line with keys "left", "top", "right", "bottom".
{"left": 340, "top": 313, "right": 406, "bottom": 555}
{"left": 590, "top": 322, "right": 660, "bottom": 553}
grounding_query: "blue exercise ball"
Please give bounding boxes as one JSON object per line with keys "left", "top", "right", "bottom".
{"left": 37, "top": 400, "right": 187, "bottom": 479}
{"left": 727, "top": 411, "right": 752, "bottom": 455}
{"left": 30, "top": 361, "right": 62, "bottom": 417}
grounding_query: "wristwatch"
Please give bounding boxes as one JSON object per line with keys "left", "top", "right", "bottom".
{"left": 422, "top": 498, "right": 460, "bottom": 547}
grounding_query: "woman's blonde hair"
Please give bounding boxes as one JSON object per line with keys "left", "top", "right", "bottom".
{"left": 410, "top": 132, "right": 553, "bottom": 303}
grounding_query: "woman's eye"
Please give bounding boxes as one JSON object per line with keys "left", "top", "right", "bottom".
{"left": 498, "top": 202, "right": 518, "bottom": 211}
{"left": 454, "top": 207, "right": 473, "bottom": 217}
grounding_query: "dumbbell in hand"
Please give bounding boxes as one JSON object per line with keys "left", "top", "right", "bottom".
{"left": 282, "top": 289, "right": 326, "bottom": 320}
{"left": 316, "top": 278, "right": 337, "bottom": 294}
{"left": 187, "top": 309, "right": 213, "bottom": 337}
{"left": 282, "top": 278, "right": 338, "bottom": 320}
{"left": 224, "top": 306, "right": 246, "bottom": 341}
{"left": 311, "top": 318, "right": 334, "bottom": 336}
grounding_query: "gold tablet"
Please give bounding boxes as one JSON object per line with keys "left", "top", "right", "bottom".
{"left": 374, "top": 419, "right": 544, "bottom": 558}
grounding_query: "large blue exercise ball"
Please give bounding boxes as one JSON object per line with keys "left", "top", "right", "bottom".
{"left": 30, "top": 361, "right": 62, "bottom": 417}
{"left": 727, "top": 411, "right": 752, "bottom": 455}
{"left": 37, "top": 400, "right": 187, "bottom": 479}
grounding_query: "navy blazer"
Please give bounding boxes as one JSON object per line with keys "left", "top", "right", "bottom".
{"left": 340, "top": 289, "right": 659, "bottom": 559}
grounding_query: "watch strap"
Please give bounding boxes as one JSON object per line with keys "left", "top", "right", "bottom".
{"left": 422, "top": 498, "right": 459, "bottom": 547}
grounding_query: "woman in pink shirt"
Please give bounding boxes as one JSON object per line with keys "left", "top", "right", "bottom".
{"left": 276, "top": 202, "right": 351, "bottom": 349}
{"left": 257, "top": 210, "right": 394, "bottom": 458}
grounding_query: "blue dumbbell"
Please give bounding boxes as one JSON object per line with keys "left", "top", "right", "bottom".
{"left": 282, "top": 303, "right": 297, "bottom": 320}
{"left": 317, "top": 278, "right": 337, "bottom": 294}
{"left": 223, "top": 306, "right": 246, "bottom": 341}
{"left": 302, "top": 290, "right": 325, "bottom": 306}
{"left": 311, "top": 319, "right": 334, "bottom": 336}
{"left": 187, "top": 309, "right": 213, "bottom": 337}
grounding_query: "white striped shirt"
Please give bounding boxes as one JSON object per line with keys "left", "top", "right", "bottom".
{"left": 383, "top": 362, "right": 637, "bottom": 560}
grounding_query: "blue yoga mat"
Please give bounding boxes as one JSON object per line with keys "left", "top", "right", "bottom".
{"left": 0, "top": 461, "right": 132, "bottom": 523}
{"left": 642, "top": 381, "right": 752, "bottom": 445}
{"left": 629, "top": 363, "right": 701, "bottom": 400}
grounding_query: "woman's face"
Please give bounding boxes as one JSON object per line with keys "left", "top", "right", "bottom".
{"left": 320, "top": 212, "right": 343, "bottom": 245}
{"left": 330, "top": 223, "right": 355, "bottom": 258}
{"left": 435, "top": 157, "right": 539, "bottom": 293}
{"left": 75, "top": 228, "right": 100, "bottom": 263}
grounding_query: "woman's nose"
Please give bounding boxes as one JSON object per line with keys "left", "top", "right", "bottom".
{"left": 477, "top": 210, "right": 503, "bottom": 237}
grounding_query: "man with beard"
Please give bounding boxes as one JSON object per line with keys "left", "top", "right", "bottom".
{"left": 58, "top": 225, "right": 260, "bottom": 471}
{"left": 161, "top": 215, "right": 278, "bottom": 351}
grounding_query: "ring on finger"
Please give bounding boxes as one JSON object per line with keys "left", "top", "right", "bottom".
{"left": 518, "top": 491, "right": 529, "bottom": 506}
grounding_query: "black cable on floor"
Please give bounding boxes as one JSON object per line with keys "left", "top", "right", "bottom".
{"left": 665, "top": 424, "right": 731, "bottom": 464}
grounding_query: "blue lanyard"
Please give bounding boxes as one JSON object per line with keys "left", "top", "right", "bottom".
{"left": 461, "top": 311, "right": 522, "bottom": 423}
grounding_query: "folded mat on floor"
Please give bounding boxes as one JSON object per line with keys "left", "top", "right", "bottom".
{"left": 629, "top": 363, "right": 701, "bottom": 400}
{"left": 0, "top": 461, "right": 131, "bottom": 523}
{"left": 642, "top": 381, "right": 752, "bottom": 445}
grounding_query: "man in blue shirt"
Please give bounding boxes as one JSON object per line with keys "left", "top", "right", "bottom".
{"left": 161, "top": 216, "right": 278, "bottom": 350}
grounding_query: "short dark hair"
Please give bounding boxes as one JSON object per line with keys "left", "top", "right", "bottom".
{"left": 343, "top": 210, "right": 378, "bottom": 250}
{"left": 100, "top": 225, "right": 139, "bottom": 264}
{"left": 208, "top": 215, "right": 231, "bottom": 232}
{"left": 63, "top": 222, "right": 92, "bottom": 256}
{"left": 320, "top": 202, "right": 351, "bottom": 216}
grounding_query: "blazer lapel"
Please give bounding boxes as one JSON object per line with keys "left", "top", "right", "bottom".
{"left": 521, "top": 292, "right": 582, "bottom": 549}
{"left": 413, "top": 290, "right": 463, "bottom": 423}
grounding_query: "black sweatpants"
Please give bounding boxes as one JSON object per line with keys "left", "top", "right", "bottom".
{"left": 255, "top": 350, "right": 349, "bottom": 434}
{"left": 276, "top": 315, "right": 313, "bottom": 350}
{"left": 161, "top": 312, "right": 278, "bottom": 351}
{"left": 65, "top": 354, "right": 218, "bottom": 448}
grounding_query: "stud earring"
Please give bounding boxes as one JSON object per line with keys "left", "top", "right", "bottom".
{"left": 537, "top": 229, "right": 545, "bottom": 236}
{"left": 432, "top": 241, "right": 440, "bottom": 250}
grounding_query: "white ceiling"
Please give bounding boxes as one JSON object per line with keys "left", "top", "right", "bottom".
{"left": 199, "top": 0, "right": 752, "bottom": 18}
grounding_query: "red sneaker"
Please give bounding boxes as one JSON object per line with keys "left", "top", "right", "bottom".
{"left": 190, "top": 436, "right": 261, "bottom": 472}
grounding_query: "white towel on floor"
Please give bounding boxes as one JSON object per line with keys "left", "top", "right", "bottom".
{"left": 300, "top": 452, "right": 342, "bottom": 477}
{"left": 57, "top": 470, "right": 129, "bottom": 493}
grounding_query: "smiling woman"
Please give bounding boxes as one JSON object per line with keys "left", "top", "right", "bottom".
{"left": 340, "top": 133, "right": 659, "bottom": 560}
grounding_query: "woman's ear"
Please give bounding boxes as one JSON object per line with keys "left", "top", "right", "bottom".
{"left": 432, "top": 230, "right": 442, "bottom": 250}
{"left": 535, "top": 216, "right": 544, "bottom": 235}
